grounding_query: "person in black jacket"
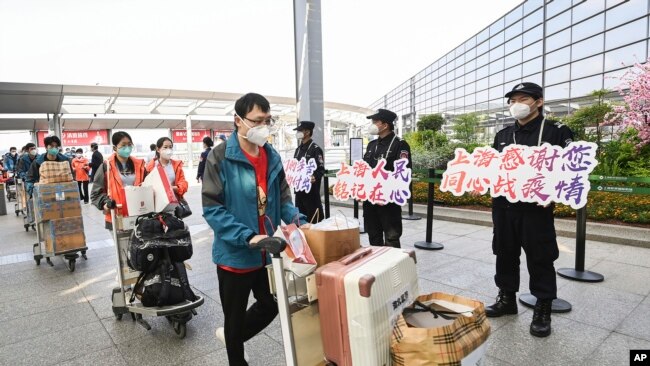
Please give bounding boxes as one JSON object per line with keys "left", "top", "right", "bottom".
{"left": 89, "top": 142, "right": 104, "bottom": 182}
{"left": 485, "top": 82, "right": 574, "bottom": 338}
{"left": 362, "top": 109, "right": 411, "bottom": 248}
{"left": 293, "top": 121, "right": 325, "bottom": 222}
{"left": 197, "top": 136, "right": 213, "bottom": 183}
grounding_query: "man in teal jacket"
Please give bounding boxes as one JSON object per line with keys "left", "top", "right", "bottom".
{"left": 202, "top": 92, "right": 305, "bottom": 366}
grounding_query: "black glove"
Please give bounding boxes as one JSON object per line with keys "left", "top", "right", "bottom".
{"left": 251, "top": 237, "right": 287, "bottom": 256}
{"left": 105, "top": 199, "right": 117, "bottom": 209}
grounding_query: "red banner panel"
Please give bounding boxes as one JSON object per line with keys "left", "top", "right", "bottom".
{"left": 171, "top": 129, "right": 211, "bottom": 143}
{"left": 37, "top": 130, "right": 109, "bottom": 147}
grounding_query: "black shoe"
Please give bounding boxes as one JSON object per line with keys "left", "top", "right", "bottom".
{"left": 530, "top": 299, "right": 552, "bottom": 337}
{"left": 485, "top": 290, "right": 518, "bottom": 317}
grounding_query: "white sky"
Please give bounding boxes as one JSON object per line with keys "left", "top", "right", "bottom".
{"left": 0, "top": 0, "right": 521, "bottom": 108}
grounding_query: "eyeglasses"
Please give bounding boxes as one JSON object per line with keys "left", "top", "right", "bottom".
{"left": 239, "top": 114, "right": 275, "bottom": 127}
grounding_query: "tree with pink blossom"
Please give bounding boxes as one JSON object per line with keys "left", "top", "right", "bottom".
{"left": 604, "top": 59, "right": 650, "bottom": 149}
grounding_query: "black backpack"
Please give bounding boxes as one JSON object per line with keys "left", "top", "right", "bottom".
{"left": 131, "top": 254, "right": 197, "bottom": 307}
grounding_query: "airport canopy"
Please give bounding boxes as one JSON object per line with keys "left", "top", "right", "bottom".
{"left": 0, "top": 82, "right": 372, "bottom": 131}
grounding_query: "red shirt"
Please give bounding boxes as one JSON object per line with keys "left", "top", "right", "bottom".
{"left": 219, "top": 146, "right": 268, "bottom": 274}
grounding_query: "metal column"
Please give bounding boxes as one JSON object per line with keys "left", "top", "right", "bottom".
{"left": 49, "top": 114, "right": 62, "bottom": 139}
{"left": 293, "top": 0, "right": 325, "bottom": 150}
{"left": 185, "top": 115, "right": 193, "bottom": 169}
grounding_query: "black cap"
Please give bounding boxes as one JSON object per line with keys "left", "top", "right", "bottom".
{"left": 504, "top": 82, "right": 543, "bottom": 101}
{"left": 366, "top": 109, "right": 397, "bottom": 124}
{"left": 293, "top": 121, "right": 315, "bottom": 131}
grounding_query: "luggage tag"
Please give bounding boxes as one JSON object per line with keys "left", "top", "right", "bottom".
{"left": 55, "top": 192, "right": 65, "bottom": 201}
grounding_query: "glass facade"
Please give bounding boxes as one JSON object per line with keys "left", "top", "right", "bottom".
{"left": 371, "top": 0, "right": 650, "bottom": 135}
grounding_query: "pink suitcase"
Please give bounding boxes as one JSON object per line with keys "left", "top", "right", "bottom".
{"left": 315, "top": 246, "right": 419, "bottom": 366}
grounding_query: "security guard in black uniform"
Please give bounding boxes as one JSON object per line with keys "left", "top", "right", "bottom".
{"left": 363, "top": 109, "right": 411, "bottom": 248}
{"left": 293, "top": 121, "right": 325, "bottom": 222}
{"left": 485, "top": 82, "right": 574, "bottom": 338}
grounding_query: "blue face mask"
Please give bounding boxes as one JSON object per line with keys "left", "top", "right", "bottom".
{"left": 117, "top": 146, "right": 132, "bottom": 158}
{"left": 47, "top": 148, "right": 59, "bottom": 156}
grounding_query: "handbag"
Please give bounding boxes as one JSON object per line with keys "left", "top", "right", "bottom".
{"left": 391, "top": 292, "right": 491, "bottom": 366}
{"left": 174, "top": 197, "right": 192, "bottom": 219}
{"left": 39, "top": 161, "right": 73, "bottom": 183}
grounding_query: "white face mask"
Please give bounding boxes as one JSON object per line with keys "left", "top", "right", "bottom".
{"left": 509, "top": 102, "right": 534, "bottom": 120}
{"left": 29, "top": 149, "right": 38, "bottom": 156}
{"left": 238, "top": 116, "right": 270, "bottom": 147}
{"left": 75, "top": 153, "right": 82, "bottom": 158}
{"left": 367, "top": 123, "right": 383, "bottom": 136}
{"left": 296, "top": 131, "right": 304, "bottom": 140}
{"left": 160, "top": 148, "right": 173, "bottom": 159}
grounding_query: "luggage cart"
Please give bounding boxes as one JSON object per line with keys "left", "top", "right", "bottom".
{"left": 109, "top": 207, "right": 204, "bottom": 339}
{"left": 259, "top": 237, "right": 330, "bottom": 366}
{"left": 5, "top": 172, "right": 16, "bottom": 202}
{"left": 15, "top": 177, "right": 26, "bottom": 217}
{"left": 32, "top": 216, "right": 87, "bottom": 272}
{"left": 23, "top": 197, "right": 36, "bottom": 232}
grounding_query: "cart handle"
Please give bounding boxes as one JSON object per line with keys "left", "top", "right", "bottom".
{"left": 253, "top": 237, "right": 286, "bottom": 257}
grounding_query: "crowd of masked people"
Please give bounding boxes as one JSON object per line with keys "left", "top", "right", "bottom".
{"left": 6, "top": 135, "right": 194, "bottom": 209}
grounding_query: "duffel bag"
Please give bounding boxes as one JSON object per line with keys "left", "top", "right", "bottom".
{"left": 135, "top": 212, "right": 185, "bottom": 240}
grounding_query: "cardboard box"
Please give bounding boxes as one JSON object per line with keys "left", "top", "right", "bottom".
{"left": 43, "top": 216, "right": 86, "bottom": 254}
{"left": 35, "top": 201, "right": 82, "bottom": 222}
{"left": 33, "top": 182, "right": 79, "bottom": 204}
{"left": 33, "top": 182, "right": 82, "bottom": 221}
{"left": 123, "top": 186, "right": 155, "bottom": 217}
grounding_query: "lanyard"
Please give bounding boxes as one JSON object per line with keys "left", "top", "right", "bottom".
{"left": 374, "top": 135, "right": 397, "bottom": 159}
{"left": 295, "top": 141, "right": 314, "bottom": 158}
{"left": 513, "top": 118, "right": 545, "bottom": 146}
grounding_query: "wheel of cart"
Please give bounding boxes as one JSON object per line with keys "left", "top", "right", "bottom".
{"left": 108, "top": 206, "right": 204, "bottom": 339}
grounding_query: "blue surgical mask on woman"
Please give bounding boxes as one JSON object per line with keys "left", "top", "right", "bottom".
{"left": 117, "top": 146, "right": 133, "bottom": 158}
{"left": 47, "top": 148, "right": 59, "bottom": 156}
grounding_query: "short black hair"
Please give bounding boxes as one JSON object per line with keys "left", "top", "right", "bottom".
{"left": 25, "top": 143, "right": 35, "bottom": 149}
{"left": 203, "top": 136, "right": 214, "bottom": 147}
{"left": 9, "top": 147, "right": 16, "bottom": 151}
{"left": 90, "top": 142, "right": 98, "bottom": 149}
{"left": 44, "top": 136, "right": 62, "bottom": 148}
{"left": 111, "top": 131, "right": 132, "bottom": 147}
{"left": 234, "top": 93, "right": 270, "bottom": 129}
{"left": 149, "top": 143, "right": 156, "bottom": 151}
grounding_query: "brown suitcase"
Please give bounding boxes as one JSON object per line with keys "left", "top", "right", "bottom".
{"left": 315, "top": 246, "right": 419, "bottom": 366}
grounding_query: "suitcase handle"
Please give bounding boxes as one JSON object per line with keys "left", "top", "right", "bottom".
{"left": 339, "top": 247, "right": 373, "bottom": 265}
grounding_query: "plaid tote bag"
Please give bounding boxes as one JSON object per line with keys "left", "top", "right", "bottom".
{"left": 391, "top": 292, "right": 491, "bottom": 366}
{"left": 39, "top": 161, "right": 73, "bottom": 183}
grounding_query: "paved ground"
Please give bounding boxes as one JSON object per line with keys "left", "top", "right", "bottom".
{"left": 0, "top": 181, "right": 649, "bottom": 366}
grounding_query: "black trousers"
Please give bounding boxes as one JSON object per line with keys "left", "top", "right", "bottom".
{"left": 491, "top": 206, "right": 559, "bottom": 300}
{"left": 217, "top": 266, "right": 278, "bottom": 366}
{"left": 363, "top": 201, "right": 402, "bottom": 248}
{"left": 295, "top": 182, "right": 323, "bottom": 223}
{"left": 77, "top": 181, "right": 89, "bottom": 203}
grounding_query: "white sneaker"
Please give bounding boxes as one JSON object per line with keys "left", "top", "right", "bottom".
{"left": 216, "top": 327, "right": 250, "bottom": 362}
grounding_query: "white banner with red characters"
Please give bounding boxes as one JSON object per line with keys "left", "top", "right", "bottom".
{"left": 283, "top": 158, "right": 318, "bottom": 193}
{"left": 333, "top": 158, "right": 412, "bottom": 206}
{"left": 440, "top": 142, "right": 598, "bottom": 209}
